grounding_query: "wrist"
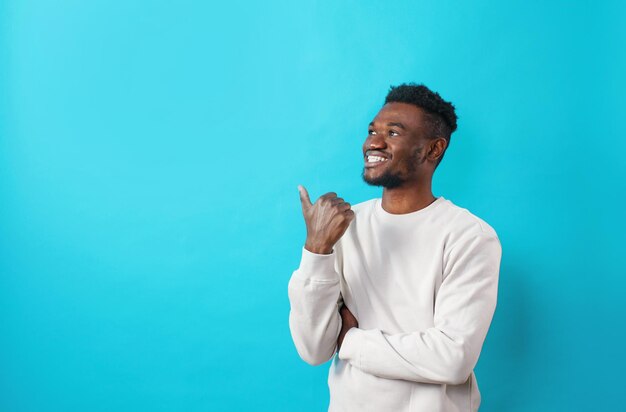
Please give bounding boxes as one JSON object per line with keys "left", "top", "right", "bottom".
{"left": 304, "top": 241, "right": 333, "bottom": 255}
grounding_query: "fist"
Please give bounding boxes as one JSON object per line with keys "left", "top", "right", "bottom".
{"left": 298, "top": 185, "right": 355, "bottom": 254}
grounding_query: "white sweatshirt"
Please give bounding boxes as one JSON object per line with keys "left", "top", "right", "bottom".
{"left": 288, "top": 196, "right": 502, "bottom": 412}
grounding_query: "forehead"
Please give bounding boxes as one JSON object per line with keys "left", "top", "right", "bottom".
{"left": 371, "top": 102, "right": 425, "bottom": 131}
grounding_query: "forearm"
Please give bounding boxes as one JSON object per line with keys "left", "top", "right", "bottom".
{"left": 339, "top": 233, "right": 501, "bottom": 384}
{"left": 288, "top": 247, "right": 342, "bottom": 365}
{"left": 338, "top": 325, "right": 485, "bottom": 385}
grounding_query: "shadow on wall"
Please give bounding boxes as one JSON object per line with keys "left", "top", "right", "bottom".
{"left": 478, "top": 259, "right": 532, "bottom": 412}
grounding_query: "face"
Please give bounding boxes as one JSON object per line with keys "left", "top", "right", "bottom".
{"left": 362, "top": 102, "right": 433, "bottom": 189}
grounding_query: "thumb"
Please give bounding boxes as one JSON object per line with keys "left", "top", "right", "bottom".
{"left": 298, "top": 185, "right": 313, "bottom": 211}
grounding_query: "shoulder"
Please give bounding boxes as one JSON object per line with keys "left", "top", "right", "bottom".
{"left": 438, "top": 197, "right": 499, "bottom": 240}
{"left": 437, "top": 198, "right": 501, "bottom": 261}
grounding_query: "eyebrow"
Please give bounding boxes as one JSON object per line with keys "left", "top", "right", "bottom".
{"left": 369, "top": 121, "right": 406, "bottom": 130}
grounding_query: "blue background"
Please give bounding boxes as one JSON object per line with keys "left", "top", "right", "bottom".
{"left": 2, "top": 1, "right": 625, "bottom": 411}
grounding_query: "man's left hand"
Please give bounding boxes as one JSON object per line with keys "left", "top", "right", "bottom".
{"left": 337, "top": 305, "right": 358, "bottom": 352}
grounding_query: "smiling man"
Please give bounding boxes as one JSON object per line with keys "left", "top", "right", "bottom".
{"left": 288, "top": 83, "right": 502, "bottom": 412}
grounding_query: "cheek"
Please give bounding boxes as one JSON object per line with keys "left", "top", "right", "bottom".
{"left": 411, "top": 145, "right": 425, "bottom": 159}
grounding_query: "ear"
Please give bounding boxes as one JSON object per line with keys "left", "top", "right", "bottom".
{"left": 428, "top": 138, "right": 448, "bottom": 162}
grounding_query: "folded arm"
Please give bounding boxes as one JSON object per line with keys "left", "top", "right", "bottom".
{"left": 288, "top": 186, "right": 354, "bottom": 365}
{"left": 288, "top": 248, "right": 343, "bottom": 365}
{"left": 338, "top": 233, "right": 502, "bottom": 385}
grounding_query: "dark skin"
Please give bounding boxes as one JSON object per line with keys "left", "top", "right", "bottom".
{"left": 363, "top": 102, "right": 448, "bottom": 214}
{"left": 337, "top": 304, "right": 358, "bottom": 351}
{"left": 299, "top": 102, "right": 448, "bottom": 351}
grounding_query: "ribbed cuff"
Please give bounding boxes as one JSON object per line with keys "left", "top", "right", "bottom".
{"left": 296, "top": 247, "right": 338, "bottom": 281}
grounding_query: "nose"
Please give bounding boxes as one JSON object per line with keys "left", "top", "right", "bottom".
{"left": 364, "top": 133, "right": 386, "bottom": 150}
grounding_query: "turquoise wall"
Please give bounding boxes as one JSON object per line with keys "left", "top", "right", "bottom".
{"left": 2, "top": 1, "right": 625, "bottom": 411}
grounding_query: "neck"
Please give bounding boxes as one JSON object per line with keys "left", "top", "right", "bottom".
{"left": 381, "top": 178, "right": 435, "bottom": 214}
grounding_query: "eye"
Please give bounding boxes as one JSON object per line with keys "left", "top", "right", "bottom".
{"left": 389, "top": 130, "right": 399, "bottom": 137}
{"left": 368, "top": 129, "right": 377, "bottom": 135}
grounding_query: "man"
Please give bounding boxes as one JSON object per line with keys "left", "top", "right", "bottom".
{"left": 288, "top": 83, "right": 502, "bottom": 411}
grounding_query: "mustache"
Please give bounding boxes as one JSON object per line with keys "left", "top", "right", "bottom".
{"left": 364, "top": 149, "right": 391, "bottom": 157}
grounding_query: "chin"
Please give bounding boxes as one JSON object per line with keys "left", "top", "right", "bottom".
{"left": 361, "top": 169, "right": 404, "bottom": 189}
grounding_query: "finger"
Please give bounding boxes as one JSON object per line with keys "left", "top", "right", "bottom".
{"left": 330, "top": 197, "right": 344, "bottom": 205}
{"left": 320, "top": 192, "right": 338, "bottom": 201}
{"left": 331, "top": 207, "right": 354, "bottom": 222}
{"left": 298, "top": 185, "right": 313, "bottom": 210}
{"left": 337, "top": 202, "right": 351, "bottom": 211}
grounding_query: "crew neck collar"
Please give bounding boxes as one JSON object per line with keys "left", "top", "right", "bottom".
{"left": 375, "top": 196, "right": 446, "bottom": 219}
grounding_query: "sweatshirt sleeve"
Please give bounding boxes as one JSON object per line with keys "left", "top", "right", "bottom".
{"left": 338, "top": 232, "right": 502, "bottom": 385}
{"left": 288, "top": 247, "right": 343, "bottom": 366}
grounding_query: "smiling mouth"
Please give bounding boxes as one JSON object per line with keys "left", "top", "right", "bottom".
{"left": 368, "top": 155, "right": 387, "bottom": 162}
{"left": 364, "top": 151, "right": 390, "bottom": 168}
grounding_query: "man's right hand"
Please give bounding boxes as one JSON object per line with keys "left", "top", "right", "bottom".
{"left": 298, "top": 185, "right": 355, "bottom": 255}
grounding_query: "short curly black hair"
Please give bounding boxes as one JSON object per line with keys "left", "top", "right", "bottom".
{"left": 385, "top": 83, "right": 458, "bottom": 165}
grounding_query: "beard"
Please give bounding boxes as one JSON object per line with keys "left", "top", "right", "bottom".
{"left": 361, "top": 168, "right": 406, "bottom": 189}
{"left": 362, "top": 149, "right": 422, "bottom": 189}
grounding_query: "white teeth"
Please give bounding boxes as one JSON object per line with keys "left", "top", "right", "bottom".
{"left": 367, "top": 156, "right": 387, "bottom": 163}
